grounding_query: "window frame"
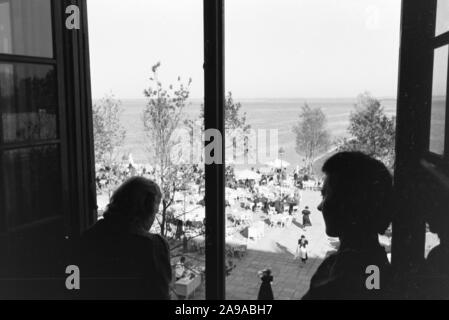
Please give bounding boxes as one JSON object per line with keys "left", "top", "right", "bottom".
{"left": 393, "top": 0, "right": 436, "bottom": 273}
{"left": 0, "top": 0, "right": 96, "bottom": 248}
{"left": 425, "top": 1, "right": 449, "bottom": 170}
{"left": 394, "top": 0, "right": 449, "bottom": 278}
{"left": 203, "top": 0, "right": 226, "bottom": 300}
{"left": 0, "top": 0, "right": 97, "bottom": 294}
{"left": 0, "top": 0, "right": 69, "bottom": 234}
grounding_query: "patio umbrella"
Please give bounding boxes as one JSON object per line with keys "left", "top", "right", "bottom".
{"left": 258, "top": 166, "right": 273, "bottom": 175}
{"left": 234, "top": 169, "right": 261, "bottom": 181}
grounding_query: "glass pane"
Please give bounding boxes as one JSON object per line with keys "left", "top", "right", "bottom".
{"left": 88, "top": 0, "right": 205, "bottom": 299}
{"left": 436, "top": 0, "right": 449, "bottom": 37}
{"left": 1, "top": 145, "right": 63, "bottom": 228}
{"left": 225, "top": 0, "right": 399, "bottom": 300}
{"left": 430, "top": 46, "right": 448, "bottom": 155}
{"left": 0, "top": 63, "right": 58, "bottom": 143}
{"left": 0, "top": 0, "right": 53, "bottom": 58}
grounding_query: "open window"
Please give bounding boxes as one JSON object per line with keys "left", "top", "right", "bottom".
{"left": 392, "top": 1, "right": 449, "bottom": 297}
{"left": 0, "top": 0, "right": 448, "bottom": 300}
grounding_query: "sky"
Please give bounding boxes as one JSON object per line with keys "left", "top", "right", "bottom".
{"left": 87, "top": 0, "right": 401, "bottom": 100}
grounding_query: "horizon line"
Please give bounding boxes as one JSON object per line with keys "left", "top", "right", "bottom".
{"left": 92, "top": 95, "right": 399, "bottom": 101}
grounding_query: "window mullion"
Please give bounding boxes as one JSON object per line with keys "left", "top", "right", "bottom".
{"left": 204, "top": 0, "right": 226, "bottom": 300}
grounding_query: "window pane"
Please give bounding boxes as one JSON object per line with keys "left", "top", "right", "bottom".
{"left": 88, "top": 0, "right": 205, "bottom": 299}
{"left": 429, "top": 46, "right": 448, "bottom": 155}
{"left": 0, "top": 63, "right": 58, "bottom": 143}
{"left": 1, "top": 145, "right": 63, "bottom": 228}
{"left": 225, "top": 0, "right": 399, "bottom": 300}
{"left": 0, "top": 0, "right": 53, "bottom": 58}
{"left": 436, "top": 0, "right": 449, "bottom": 37}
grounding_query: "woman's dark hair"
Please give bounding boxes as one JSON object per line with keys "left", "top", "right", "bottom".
{"left": 104, "top": 176, "right": 162, "bottom": 221}
{"left": 322, "top": 152, "right": 394, "bottom": 234}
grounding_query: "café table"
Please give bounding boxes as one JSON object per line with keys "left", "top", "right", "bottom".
{"left": 175, "top": 273, "right": 202, "bottom": 299}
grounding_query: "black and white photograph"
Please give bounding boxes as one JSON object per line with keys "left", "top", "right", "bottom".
{"left": 0, "top": 0, "right": 448, "bottom": 305}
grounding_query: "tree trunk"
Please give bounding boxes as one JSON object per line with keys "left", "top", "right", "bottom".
{"left": 161, "top": 201, "right": 167, "bottom": 237}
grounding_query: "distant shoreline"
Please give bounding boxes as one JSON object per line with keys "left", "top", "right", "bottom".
{"left": 103, "top": 97, "right": 401, "bottom": 169}
{"left": 93, "top": 96, "right": 400, "bottom": 102}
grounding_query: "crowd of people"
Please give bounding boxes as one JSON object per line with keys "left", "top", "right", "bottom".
{"left": 76, "top": 151, "right": 449, "bottom": 300}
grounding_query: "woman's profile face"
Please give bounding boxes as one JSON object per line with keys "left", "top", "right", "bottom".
{"left": 318, "top": 175, "right": 342, "bottom": 237}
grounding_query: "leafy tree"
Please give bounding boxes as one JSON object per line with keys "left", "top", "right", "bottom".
{"left": 92, "top": 94, "right": 127, "bottom": 199}
{"left": 199, "top": 91, "right": 251, "bottom": 164}
{"left": 292, "top": 104, "right": 331, "bottom": 174}
{"left": 339, "top": 92, "right": 396, "bottom": 169}
{"left": 183, "top": 117, "right": 204, "bottom": 165}
{"left": 224, "top": 92, "right": 251, "bottom": 132}
{"left": 142, "top": 62, "right": 195, "bottom": 237}
{"left": 92, "top": 93, "right": 126, "bottom": 166}
{"left": 200, "top": 91, "right": 250, "bottom": 132}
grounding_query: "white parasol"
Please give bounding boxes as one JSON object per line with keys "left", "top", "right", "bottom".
{"left": 265, "top": 158, "right": 290, "bottom": 169}
{"left": 234, "top": 169, "right": 261, "bottom": 181}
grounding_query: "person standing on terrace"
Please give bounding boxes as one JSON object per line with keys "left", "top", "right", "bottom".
{"left": 302, "top": 206, "right": 312, "bottom": 227}
{"left": 257, "top": 269, "right": 274, "bottom": 300}
{"left": 296, "top": 235, "right": 309, "bottom": 266}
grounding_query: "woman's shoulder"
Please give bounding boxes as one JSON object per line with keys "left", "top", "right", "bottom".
{"left": 425, "top": 244, "right": 449, "bottom": 275}
{"left": 305, "top": 248, "right": 391, "bottom": 299}
{"left": 139, "top": 233, "right": 170, "bottom": 252}
{"left": 327, "top": 247, "right": 391, "bottom": 283}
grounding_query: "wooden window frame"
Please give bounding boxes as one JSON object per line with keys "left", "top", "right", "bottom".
{"left": 393, "top": 0, "right": 449, "bottom": 276}
{"left": 0, "top": 0, "right": 96, "bottom": 247}
{"left": 425, "top": 1, "right": 449, "bottom": 171}
{"left": 0, "top": 0, "right": 68, "bottom": 235}
{"left": 203, "top": 0, "right": 226, "bottom": 300}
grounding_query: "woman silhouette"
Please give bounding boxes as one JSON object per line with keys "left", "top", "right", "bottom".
{"left": 257, "top": 269, "right": 274, "bottom": 300}
{"left": 302, "top": 152, "right": 394, "bottom": 300}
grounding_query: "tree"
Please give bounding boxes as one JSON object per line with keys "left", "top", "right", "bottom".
{"left": 200, "top": 91, "right": 252, "bottom": 164}
{"left": 292, "top": 104, "right": 331, "bottom": 174}
{"left": 339, "top": 92, "right": 396, "bottom": 169}
{"left": 224, "top": 92, "right": 251, "bottom": 132}
{"left": 92, "top": 94, "right": 127, "bottom": 199}
{"left": 225, "top": 93, "right": 252, "bottom": 163}
{"left": 92, "top": 93, "right": 126, "bottom": 166}
{"left": 142, "top": 62, "right": 194, "bottom": 237}
{"left": 200, "top": 91, "right": 250, "bottom": 132}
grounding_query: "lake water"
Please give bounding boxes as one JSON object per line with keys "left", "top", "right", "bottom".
{"left": 114, "top": 97, "right": 398, "bottom": 169}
